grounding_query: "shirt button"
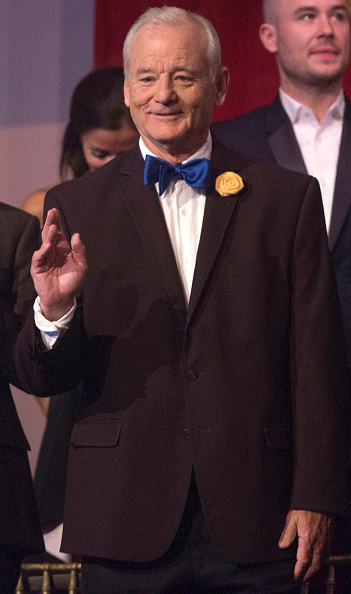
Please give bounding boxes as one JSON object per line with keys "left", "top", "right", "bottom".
{"left": 187, "top": 369, "right": 199, "bottom": 380}
{"left": 181, "top": 209, "right": 187, "bottom": 216}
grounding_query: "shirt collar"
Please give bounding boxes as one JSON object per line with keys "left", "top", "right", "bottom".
{"left": 139, "top": 132, "right": 212, "bottom": 163}
{"left": 279, "top": 88, "right": 345, "bottom": 124}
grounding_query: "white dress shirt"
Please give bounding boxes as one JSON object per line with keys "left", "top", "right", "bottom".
{"left": 36, "top": 134, "right": 212, "bottom": 343}
{"left": 140, "top": 134, "right": 211, "bottom": 303}
{"left": 279, "top": 88, "right": 344, "bottom": 232}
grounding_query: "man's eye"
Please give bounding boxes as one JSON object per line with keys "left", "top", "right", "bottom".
{"left": 175, "top": 75, "right": 192, "bottom": 83}
{"left": 332, "top": 11, "right": 348, "bottom": 21}
{"left": 140, "top": 76, "right": 155, "bottom": 83}
{"left": 300, "top": 12, "right": 315, "bottom": 20}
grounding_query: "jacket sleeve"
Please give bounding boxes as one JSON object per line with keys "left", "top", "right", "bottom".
{"left": 290, "top": 176, "right": 349, "bottom": 515}
{"left": 0, "top": 212, "right": 40, "bottom": 387}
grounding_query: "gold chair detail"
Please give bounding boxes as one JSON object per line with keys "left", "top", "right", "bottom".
{"left": 15, "top": 562, "right": 81, "bottom": 593}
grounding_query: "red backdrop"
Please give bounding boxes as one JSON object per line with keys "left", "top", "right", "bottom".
{"left": 94, "top": 0, "right": 351, "bottom": 122}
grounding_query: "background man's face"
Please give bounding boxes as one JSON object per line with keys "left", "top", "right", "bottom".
{"left": 124, "top": 21, "right": 226, "bottom": 159}
{"left": 266, "top": 0, "right": 351, "bottom": 88}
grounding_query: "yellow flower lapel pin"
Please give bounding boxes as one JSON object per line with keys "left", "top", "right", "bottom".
{"left": 215, "top": 172, "right": 244, "bottom": 196}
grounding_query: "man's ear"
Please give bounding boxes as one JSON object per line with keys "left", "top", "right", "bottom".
{"left": 214, "top": 67, "right": 230, "bottom": 107}
{"left": 259, "top": 23, "right": 278, "bottom": 54}
{"left": 124, "top": 79, "right": 130, "bottom": 107}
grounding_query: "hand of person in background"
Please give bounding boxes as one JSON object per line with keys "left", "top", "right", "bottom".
{"left": 31, "top": 207, "right": 87, "bottom": 321}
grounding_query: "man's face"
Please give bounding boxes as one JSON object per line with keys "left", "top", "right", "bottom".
{"left": 124, "top": 21, "right": 228, "bottom": 161}
{"left": 260, "top": 0, "right": 351, "bottom": 89}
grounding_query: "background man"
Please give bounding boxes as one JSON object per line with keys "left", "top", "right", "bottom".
{"left": 213, "top": 0, "right": 351, "bottom": 378}
{"left": 0, "top": 202, "right": 43, "bottom": 591}
{"left": 16, "top": 6, "right": 349, "bottom": 593}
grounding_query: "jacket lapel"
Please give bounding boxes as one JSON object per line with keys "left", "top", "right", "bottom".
{"left": 266, "top": 96, "right": 307, "bottom": 175}
{"left": 120, "top": 145, "right": 250, "bottom": 324}
{"left": 328, "top": 96, "right": 351, "bottom": 251}
{"left": 187, "top": 141, "right": 251, "bottom": 323}
{"left": 119, "top": 147, "right": 186, "bottom": 313}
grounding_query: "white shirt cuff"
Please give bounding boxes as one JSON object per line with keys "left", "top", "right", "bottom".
{"left": 34, "top": 296, "right": 76, "bottom": 349}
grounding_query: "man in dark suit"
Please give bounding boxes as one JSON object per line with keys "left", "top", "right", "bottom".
{"left": 212, "top": 0, "right": 351, "bottom": 370}
{"left": 16, "top": 6, "right": 349, "bottom": 593}
{"left": 0, "top": 202, "right": 44, "bottom": 591}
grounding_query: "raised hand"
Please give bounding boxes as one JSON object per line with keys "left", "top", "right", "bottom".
{"left": 279, "top": 509, "right": 332, "bottom": 583}
{"left": 31, "top": 208, "right": 87, "bottom": 321}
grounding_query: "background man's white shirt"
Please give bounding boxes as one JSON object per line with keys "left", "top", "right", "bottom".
{"left": 280, "top": 88, "right": 344, "bottom": 232}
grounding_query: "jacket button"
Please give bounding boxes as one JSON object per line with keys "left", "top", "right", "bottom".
{"left": 183, "top": 428, "right": 190, "bottom": 439}
{"left": 187, "top": 369, "right": 199, "bottom": 380}
{"left": 28, "top": 346, "right": 36, "bottom": 361}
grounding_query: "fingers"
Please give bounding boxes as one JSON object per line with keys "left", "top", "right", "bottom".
{"left": 71, "top": 233, "right": 88, "bottom": 270}
{"left": 42, "top": 208, "right": 69, "bottom": 252}
{"left": 278, "top": 510, "right": 296, "bottom": 549}
{"left": 33, "top": 215, "right": 88, "bottom": 284}
{"left": 31, "top": 242, "right": 52, "bottom": 269}
{"left": 294, "top": 535, "right": 317, "bottom": 582}
{"left": 297, "top": 515, "right": 330, "bottom": 583}
{"left": 42, "top": 208, "right": 60, "bottom": 243}
{"left": 294, "top": 536, "right": 323, "bottom": 582}
{"left": 31, "top": 226, "right": 58, "bottom": 273}
{"left": 302, "top": 548, "right": 322, "bottom": 583}
{"left": 278, "top": 513, "right": 312, "bottom": 581}
{"left": 279, "top": 511, "right": 331, "bottom": 584}
{"left": 45, "top": 207, "right": 59, "bottom": 226}
{"left": 33, "top": 212, "right": 62, "bottom": 273}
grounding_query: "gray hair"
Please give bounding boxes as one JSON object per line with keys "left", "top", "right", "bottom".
{"left": 123, "top": 6, "right": 222, "bottom": 82}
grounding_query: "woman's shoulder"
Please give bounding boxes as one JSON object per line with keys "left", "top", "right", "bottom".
{"left": 21, "top": 184, "right": 55, "bottom": 226}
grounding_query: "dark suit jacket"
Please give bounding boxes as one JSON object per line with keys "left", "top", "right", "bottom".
{"left": 0, "top": 202, "right": 43, "bottom": 554}
{"left": 212, "top": 95, "right": 351, "bottom": 370}
{"left": 16, "top": 141, "right": 349, "bottom": 564}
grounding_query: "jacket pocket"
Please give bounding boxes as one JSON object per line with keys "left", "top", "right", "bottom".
{"left": 71, "top": 417, "right": 122, "bottom": 448}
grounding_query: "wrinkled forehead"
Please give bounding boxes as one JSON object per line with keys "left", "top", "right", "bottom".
{"left": 128, "top": 22, "right": 209, "bottom": 72}
{"left": 130, "top": 22, "right": 206, "bottom": 54}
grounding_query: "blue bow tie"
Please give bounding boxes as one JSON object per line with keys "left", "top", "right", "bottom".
{"left": 144, "top": 154, "right": 211, "bottom": 196}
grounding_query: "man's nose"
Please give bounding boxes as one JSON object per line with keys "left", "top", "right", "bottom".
{"left": 316, "top": 14, "right": 334, "bottom": 38}
{"left": 154, "top": 78, "right": 176, "bottom": 103}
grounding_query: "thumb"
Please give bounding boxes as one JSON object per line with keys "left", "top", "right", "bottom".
{"left": 279, "top": 511, "right": 297, "bottom": 549}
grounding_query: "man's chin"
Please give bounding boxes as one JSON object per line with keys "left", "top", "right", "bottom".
{"left": 308, "top": 60, "right": 348, "bottom": 80}
{"left": 303, "top": 67, "right": 346, "bottom": 87}
{"left": 148, "top": 129, "right": 188, "bottom": 148}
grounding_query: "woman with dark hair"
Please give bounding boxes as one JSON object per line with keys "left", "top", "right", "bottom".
{"left": 60, "top": 66, "right": 137, "bottom": 179}
{"left": 22, "top": 66, "right": 138, "bottom": 226}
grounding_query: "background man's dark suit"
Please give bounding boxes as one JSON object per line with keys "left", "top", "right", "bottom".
{"left": 0, "top": 202, "right": 44, "bottom": 586}
{"left": 212, "top": 95, "right": 351, "bottom": 371}
{"left": 16, "top": 140, "right": 349, "bottom": 566}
